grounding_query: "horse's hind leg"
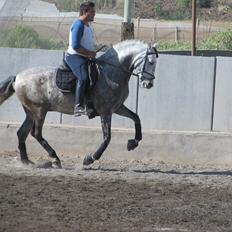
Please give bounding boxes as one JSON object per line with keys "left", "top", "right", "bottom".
{"left": 115, "top": 104, "right": 142, "bottom": 151}
{"left": 17, "top": 107, "right": 34, "bottom": 165}
{"left": 31, "top": 115, "right": 62, "bottom": 168}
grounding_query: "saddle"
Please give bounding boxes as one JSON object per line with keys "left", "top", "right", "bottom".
{"left": 55, "top": 56, "right": 99, "bottom": 93}
{"left": 55, "top": 62, "right": 76, "bottom": 93}
{"left": 55, "top": 54, "right": 100, "bottom": 119}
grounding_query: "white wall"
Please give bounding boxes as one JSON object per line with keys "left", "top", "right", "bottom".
{"left": 213, "top": 57, "right": 232, "bottom": 132}
{"left": 138, "top": 55, "right": 216, "bottom": 131}
{"left": 1, "top": 47, "right": 231, "bottom": 132}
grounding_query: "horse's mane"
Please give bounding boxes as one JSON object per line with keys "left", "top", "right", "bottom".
{"left": 113, "top": 40, "right": 147, "bottom": 52}
{"left": 98, "top": 40, "right": 148, "bottom": 61}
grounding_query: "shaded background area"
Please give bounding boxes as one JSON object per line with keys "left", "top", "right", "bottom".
{"left": 0, "top": 0, "right": 231, "bottom": 49}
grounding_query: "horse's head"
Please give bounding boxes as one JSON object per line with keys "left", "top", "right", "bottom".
{"left": 132, "top": 43, "right": 158, "bottom": 89}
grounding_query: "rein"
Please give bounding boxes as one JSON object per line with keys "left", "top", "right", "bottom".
{"left": 97, "top": 59, "right": 140, "bottom": 77}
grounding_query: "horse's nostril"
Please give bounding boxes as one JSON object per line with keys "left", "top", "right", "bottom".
{"left": 147, "top": 83, "right": 153, "bottom": 89}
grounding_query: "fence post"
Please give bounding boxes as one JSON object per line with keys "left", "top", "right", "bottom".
{"left": 121, "top": 0, "right": 134, "bottom": 41}
{"left": 137, "top": 17, "right": 140, "bottom": 39}
{"left": 175, "top": 26, "right": 179, "bottom": 42}
{"left": 153, "top": 27, "right": 157, "bottom": 42}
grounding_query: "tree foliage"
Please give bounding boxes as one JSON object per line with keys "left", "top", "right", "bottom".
{"left": 5, "top": 25, "right": 40, "bottom": 48}
{"left": 202, "top": 29, "right": 232, "bottom": 50}
{"left": 158, "top": 29, "right": 232, "bottom": 51}
{"left": 154, "top": 0, "right": 217, "bottom": 20}
{"left": 177, "top": 0, "right": 213, "bottom": 8}
{"left": 0, "top": 25, "right": 64, "bottom": 50}
{"left": 52, "top": 0, "right": 118, "bottom": 12}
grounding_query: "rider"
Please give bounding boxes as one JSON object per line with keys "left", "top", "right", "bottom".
{"left": 65, "top": 1, "right": 96, "bottom": 116}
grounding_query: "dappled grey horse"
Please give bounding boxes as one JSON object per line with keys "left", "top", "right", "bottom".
{"left": 0, "top": 40, "right": 158, "bottom": 168}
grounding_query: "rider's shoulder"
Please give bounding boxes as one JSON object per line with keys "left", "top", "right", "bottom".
{"left": 73, "top": 19, "right": 84, "bottom": 26}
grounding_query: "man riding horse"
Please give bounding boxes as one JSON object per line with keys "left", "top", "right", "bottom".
{"left": 65, "top": 1, "right": 96, "bottom": 116}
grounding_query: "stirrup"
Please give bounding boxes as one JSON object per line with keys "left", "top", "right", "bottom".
{"left": 86, "top": 108, "right": 94, "bottom": 115}
{"left": 74, "top": 105, "right": 86, "bottom": 117}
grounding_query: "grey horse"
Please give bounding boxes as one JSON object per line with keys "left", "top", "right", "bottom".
{"left": 0, "top": 40, "right": 158, "bottom": 168}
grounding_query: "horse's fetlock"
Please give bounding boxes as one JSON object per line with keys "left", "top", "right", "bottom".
{"left": 83, "top": 154, "right": 95, "bottom": 166}
{"left": 52, "top": 159, "right": 62, "bottom": 169}
{"left": 104, "top": 137, "right": 111, "bottom": 144}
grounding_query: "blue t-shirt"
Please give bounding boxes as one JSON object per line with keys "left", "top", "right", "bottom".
{"left": 67, "top": 19, "right": 94, "bottom": 55}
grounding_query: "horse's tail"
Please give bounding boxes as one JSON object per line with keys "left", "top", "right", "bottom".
{"left": 0, "top": 75, "right": 16, "bottom": 106}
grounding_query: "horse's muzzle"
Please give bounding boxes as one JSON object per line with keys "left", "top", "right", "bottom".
{"left": 140, "top": 80, "right": 153, "bottom": 89}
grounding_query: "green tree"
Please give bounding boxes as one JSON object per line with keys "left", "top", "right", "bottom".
{"left": 5, "top": 25, "right": 40, "bottom": 48}
{"left": 177, "top": 0, "right": 213, "bottom": 8}
{"left": 1, "top": 25, "right": 65, "bottom": 50}
{"left": 177, "top": 0, "right": 192, "bottom": 8}
{"left": 200, "top": 29, "right": 232, "bottom": 50}
{"left": 199, "top": 0, "right": 213, "bottom": 8}
{"left": 53, "top": 0, "right": 118, "bottom": 12}
{"left": 158, "top": 41, "right": 191, "bottom": 51}
{"left": 158, "top": 29, "right": 232, "bottom": 51}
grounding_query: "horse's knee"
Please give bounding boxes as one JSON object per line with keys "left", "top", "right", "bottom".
{"left": 104, "top": 136, "right": 111, "bottom": 146}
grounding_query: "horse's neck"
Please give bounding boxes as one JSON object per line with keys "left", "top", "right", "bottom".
{"left": 117, "top": 50, "right": 140, "bottom": 63}
{"left": 99, "top": 42, "right": 147, "bottom": 82}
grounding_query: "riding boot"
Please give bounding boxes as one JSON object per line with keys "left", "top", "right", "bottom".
{"left": 74, "top": 80, "right": 87, "bottom": 116}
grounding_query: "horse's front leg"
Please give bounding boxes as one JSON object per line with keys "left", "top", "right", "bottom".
{"left": 115, "top": 104, "right": 142, "bottom": 151}
{"left": 83, "top": 115, "right": 112, "bottom": 166}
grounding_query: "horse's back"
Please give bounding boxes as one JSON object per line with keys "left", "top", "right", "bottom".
{"left": 16, "top": 66, "right": 55, "bottom": 80}
{"left": 14, "top": 66, "right": 57, "bottom": 106}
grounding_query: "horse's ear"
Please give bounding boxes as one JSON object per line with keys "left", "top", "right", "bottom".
{"left": 151, "top": 43, "right": 159, "bottom": 58}
{"left": 152, "top": 42, "right": 158, "bottom": 48}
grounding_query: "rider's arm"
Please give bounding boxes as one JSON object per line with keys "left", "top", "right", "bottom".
{"left": 77, "top": 47, "right": 96, "bottom": 59}
{"left": 71, "top": 20, "right": 96, "bottom": 58}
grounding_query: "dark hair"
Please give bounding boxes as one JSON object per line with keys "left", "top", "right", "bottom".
{"left": 80, "top": 1, "right": 95, "bottom": 16}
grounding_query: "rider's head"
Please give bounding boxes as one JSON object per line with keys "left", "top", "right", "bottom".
{"left": 79, "top": 2, "right": 95, "bottom": 22}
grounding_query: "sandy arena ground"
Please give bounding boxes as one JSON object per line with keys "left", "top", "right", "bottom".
{"left": 0, "top": 150, "right": 232, "bottom": 232}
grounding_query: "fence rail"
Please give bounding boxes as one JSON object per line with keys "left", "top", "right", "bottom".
{"left": 0, "top": 16, "right": 223, "bottom": 46}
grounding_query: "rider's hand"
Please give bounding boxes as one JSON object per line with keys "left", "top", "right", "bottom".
{"left": 88, "top": 51, "right": 96, "bottom": 59}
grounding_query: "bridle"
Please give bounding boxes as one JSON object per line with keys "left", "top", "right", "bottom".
{"left": 131, "top": 46, "right": 158, "bottom": 80}
{"left": 97, "top": 46, "right": 158, "bottom": 79}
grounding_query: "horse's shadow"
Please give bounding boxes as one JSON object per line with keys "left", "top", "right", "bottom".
{"left": 83, "top": 166, "right": 232, "bottom": 176}
{"left": 133, "top": 169, "right": 232, "bottom": 176}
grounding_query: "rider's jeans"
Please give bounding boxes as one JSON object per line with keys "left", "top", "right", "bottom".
{"left": 65, "top": 53, "right": 88, "bottom": 81}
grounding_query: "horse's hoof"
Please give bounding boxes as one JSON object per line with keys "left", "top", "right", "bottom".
{"left": 127, "top": 139, "right": 138, "bottom": 151}
{"left": 83, "top": 154, "right": 94, "bottom": 166}
{"left": 52, "top": 160, "right": 62, "bottom": 169}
